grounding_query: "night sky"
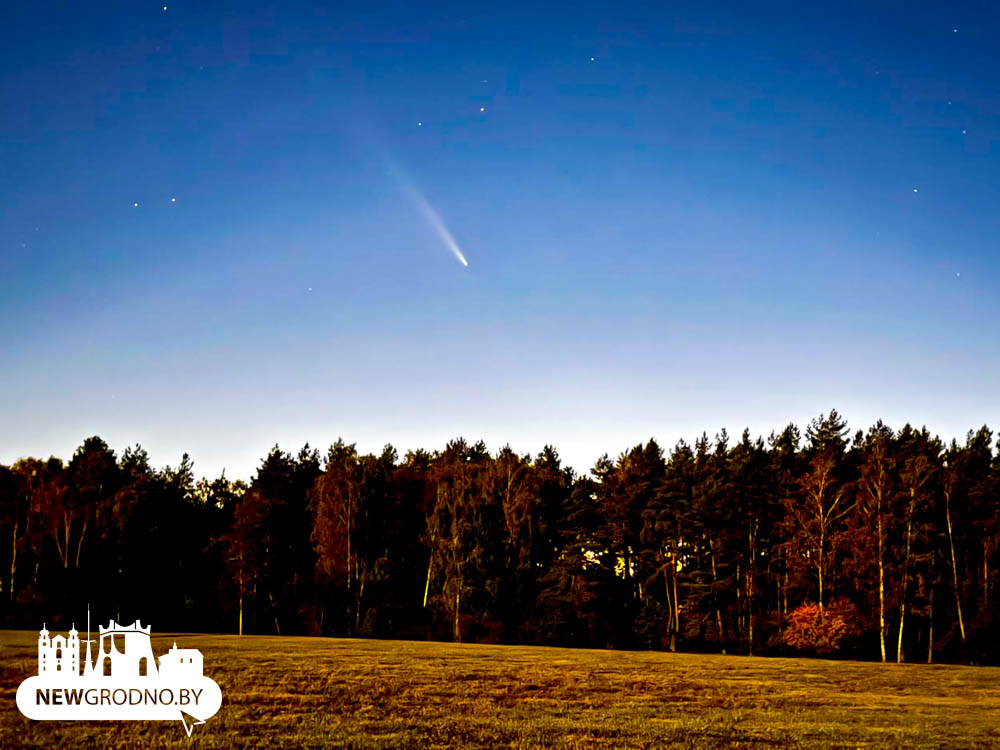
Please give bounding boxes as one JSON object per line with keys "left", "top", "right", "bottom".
{"left": 3, "top": 1, "right": 998, "bottom": 479}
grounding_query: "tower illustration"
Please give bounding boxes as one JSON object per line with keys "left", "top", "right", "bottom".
{"left": 94, "top": 620, "right": 158, "bottom": 678}
{"left": 37, "top": 623, "right": 80, "bottom": 676}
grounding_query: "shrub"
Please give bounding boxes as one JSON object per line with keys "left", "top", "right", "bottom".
{"left": 783, "top": 598, "right": 862, "bottom": 656}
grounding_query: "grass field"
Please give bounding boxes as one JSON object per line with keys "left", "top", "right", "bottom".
{"left": 2, "top": 631, "right": 1000, "bottom": 748}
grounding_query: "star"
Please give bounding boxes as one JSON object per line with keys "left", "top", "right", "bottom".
{"left": 308, "top": 287, "right": 313, "bottom": 292}
{"left": 171, "top": 196, "right": 177, "bottom": 202}
{"left": 956, "top": 272, "right": 961, "bottom": 277}
{"left": 912, "top": 188, "right": 918, "bottom": 193}
{"left": 479, "top": 107, "right": 486, "bottom": 112}
{"left": 417, "top": 121, "right": 423, "bottom": 126}
{"left": 162, "top": 5, "right": 167, "bottom": 10}
{"left": 590, "top": 57, "right": 595, "bottom": 62}
{"left": 953, "top": 28, "right": 958, "bottom": 33}
{"left": 133, "top": 202, "right": 140, "bottom": 207}
{"left": 962, "top": 129, "right": 967, "bottom": 134}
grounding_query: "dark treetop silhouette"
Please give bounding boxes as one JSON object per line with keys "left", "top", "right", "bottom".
{"left": 2, "top": 411, "right": 998, "bottom": 665}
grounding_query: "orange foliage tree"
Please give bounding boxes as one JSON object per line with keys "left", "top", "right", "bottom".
{"left": 783, "top": 597, "right": 862, "bottom": 655}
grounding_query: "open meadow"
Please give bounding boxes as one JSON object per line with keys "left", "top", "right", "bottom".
{"left": 2, "top": 631, "right": 1000, "bottom": 748}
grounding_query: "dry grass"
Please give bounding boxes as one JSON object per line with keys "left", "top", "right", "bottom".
{"left": 2, "top": 631, "right": 1000, "bottom": 748}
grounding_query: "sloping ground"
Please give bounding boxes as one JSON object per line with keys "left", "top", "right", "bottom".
{"left": 2, "top": 631, "right": 999, "bottom": 748}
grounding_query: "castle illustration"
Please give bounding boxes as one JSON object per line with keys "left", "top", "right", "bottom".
{"left": 36, "top": 614, "right": 203, "bottom": 680}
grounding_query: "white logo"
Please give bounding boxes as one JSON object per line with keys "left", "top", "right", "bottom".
{"left": 15, "top": 614, "right": 222, "bottom": 736}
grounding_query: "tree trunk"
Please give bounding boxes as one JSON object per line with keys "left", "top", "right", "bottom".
{"left": 9, "top": 515, "right": 18, "bottom": 603}
{"left": 944, "top": 490, "right": 966, "bottom": 642}
{"left": 927, "top": 583, "right": 934, "bottom": 664}
{"left": 55, "top": 516, "right": 71, "bottom": 569}
{"left": 422, "top": 560, "right": 432, "bottom": 607}
{"left": 74, "top": 517, "right": 88, "bottom": 569}
{"left": 452, "top": 587, "right": 461, "bottom": 643}
{"left": 663, "top": 555, "right": 675, "bottom": 652}
{"left": 877, "top": 510, "right": 886, "bottom": 663}
{"left": 709, "top": 540, "right": 725, "bottom": 654}
{"left": 983, "top": 543, "right": 989, "bottom": 610}
{"left": 818, "top": 524, "right": 825, "bottom": 614}
{"left": 268, "top": 590, "right": 281, "bottom": 635}
{"left": 671, "top": 550, "right": 680, "bottom": 647}
{"left": 897, "top": 500, "right": 914, "bottom": 664}
{"left": 896, "top": 598, "right": 905, "bottom": 664}
{"left": 346, "top": 497, "right": 353, "bottom": 629}
{"left": 747, "top": 520, "right": 758, "bottom": 656}
{"left": 355, "top": 573, "right": 365, "bottom": 631}
{"left": 736, "top": 559, "right": 742, "bottom": 634}
{"left": 238, "top": 562, "right": 244, "bottom": 636}
{"left": 781, "top": 564, "right": 788, "bottom": 621}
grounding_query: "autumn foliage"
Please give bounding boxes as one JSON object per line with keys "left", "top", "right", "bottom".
{"left": 2, "top": 411, "right": 999, "bottom": 665}
{"left": 783, "top": 598, "right": 862, "bottom": 655}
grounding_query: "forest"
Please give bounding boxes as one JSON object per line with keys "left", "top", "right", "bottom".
{"left": 1, "top": 411, "right": 998, "bottom": 665}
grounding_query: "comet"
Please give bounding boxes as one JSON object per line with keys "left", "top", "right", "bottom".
{"left": 400, "top": 181, "right": 469, "bottom": 267}
{"left": 376, "top": 151, "right": 469, "bottom": 268}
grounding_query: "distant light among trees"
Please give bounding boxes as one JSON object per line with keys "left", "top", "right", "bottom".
{"left": 1, "top": 410, "right": 998, "bottom": 665}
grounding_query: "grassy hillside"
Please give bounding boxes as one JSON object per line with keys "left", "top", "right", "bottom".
{"left": 2, "top": 631, "right": 999, "bottom": 748}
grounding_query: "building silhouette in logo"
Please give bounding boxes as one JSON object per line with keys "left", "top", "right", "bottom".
{"left": 37, "top": 623, "right": 79, "bottom": 676}
{"left": 93, "top": 620, "right": 159, "bottom": 678}
{"left": 20, "top": 612, "right": 223, "bottom": 735}
{"left": 159, "top": 644, "right": 203, "bottom": 678}
{"left": 35, "top": 615, "right": 203, "bottom": 680}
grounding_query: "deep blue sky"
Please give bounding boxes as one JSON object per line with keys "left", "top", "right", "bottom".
{"left": 3, "top": 1, "right": 998, "bottom": 478}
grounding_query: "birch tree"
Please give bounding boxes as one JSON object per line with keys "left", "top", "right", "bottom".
{"left": 855, "top": 422, "right": 896, "bottom": 662}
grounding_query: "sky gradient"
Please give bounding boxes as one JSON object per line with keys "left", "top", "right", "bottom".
{"left": 2, "top": 1, "right": 998, "bottom": 479}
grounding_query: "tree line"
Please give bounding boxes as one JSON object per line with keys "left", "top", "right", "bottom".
{"left": 1, "top": 411, "right": 998, "bottom": 664}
